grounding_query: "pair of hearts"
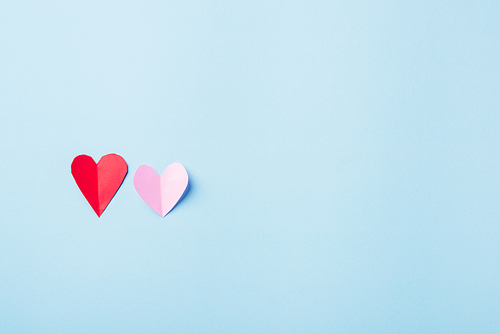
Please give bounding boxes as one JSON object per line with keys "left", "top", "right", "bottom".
{"left": 71, "top": 154, "right": 189, "bottom": 217}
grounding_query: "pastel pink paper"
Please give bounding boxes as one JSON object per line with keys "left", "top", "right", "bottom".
{"left": 133, "top": 163, "right": 189, "bottom": 217}
{"left": 160, "top": 163, "right": 189, "bottom": 216}
{"left": 133, "top": 165, "right": 162, "bottom": 216}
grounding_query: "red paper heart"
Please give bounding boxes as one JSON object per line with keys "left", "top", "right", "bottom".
{"left": 71, "top": 154, "right": 128, "bottom": 217}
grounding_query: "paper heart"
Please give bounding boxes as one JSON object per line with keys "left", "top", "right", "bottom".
{"left": 133, "top": 163, "right": 189, "bottom": 217}
{"left": 71, "top": 154, "right": 128, "bottom": 217}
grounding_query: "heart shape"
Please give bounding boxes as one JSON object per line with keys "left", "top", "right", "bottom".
{"left": 133, "top": 163, "right": 189, "bottom": 217}
{"left": 71, "top": 154, "right": 128, "bottom": 217}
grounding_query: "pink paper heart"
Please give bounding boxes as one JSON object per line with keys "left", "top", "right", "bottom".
{"left": 133, "top": 163, "right": 189, "bottom": 217}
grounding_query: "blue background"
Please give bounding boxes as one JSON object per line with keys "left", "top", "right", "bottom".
{"left": 1, "top": 0, "right": 499, "bottom": 332}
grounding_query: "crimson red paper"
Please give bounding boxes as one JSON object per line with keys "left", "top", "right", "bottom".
{"left": 71, "top": 154, "right": 128, "bottom": 217}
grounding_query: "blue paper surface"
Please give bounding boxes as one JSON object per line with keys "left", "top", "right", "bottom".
{"left": 0, "top": 1, "right": 499, "bottom": 332}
